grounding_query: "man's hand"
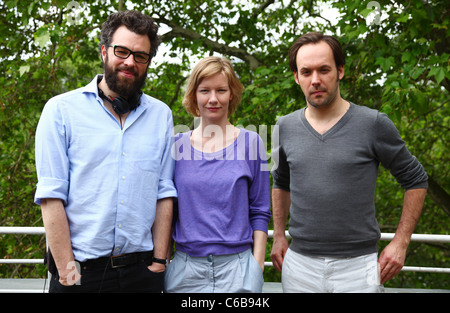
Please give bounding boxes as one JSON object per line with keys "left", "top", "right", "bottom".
{"left": 378, "top": 188, "right": 427, "bottom": 284}
{"left": 270, "top": 188, "right": 291, "bottom": 273}
{"left": 270, "top": 235, "right": 289, "bottom": 272}
{"left": 147, "top": 262, "right": 166, "bottom": 273}
{"left": 378, "top": 240, "right": 407, "bottom": 284}
{"left": 59, "top": 260, "right": 82, "bottom": 286}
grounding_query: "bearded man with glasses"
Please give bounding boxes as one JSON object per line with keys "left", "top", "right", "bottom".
{"left": 34, "top": 10, "right": 177, "bottom": 293}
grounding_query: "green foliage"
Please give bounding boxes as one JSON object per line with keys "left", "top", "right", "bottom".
{"left": 0, "top": 0, "right": 448, "bottom": 289}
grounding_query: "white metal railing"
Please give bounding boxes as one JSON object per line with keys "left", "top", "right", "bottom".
{"left": 0, "top": 227, "right": 46, "bottom": 266}
{"left": 1, "top": 227, "right": 449, "bottom": 274}
{"left": 265, "top": 230, "right": 450, "bottom": 274}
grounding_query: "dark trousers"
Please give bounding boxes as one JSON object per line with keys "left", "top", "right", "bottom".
{"left": 49, "top": 252, "right": 164, "bottom": 293}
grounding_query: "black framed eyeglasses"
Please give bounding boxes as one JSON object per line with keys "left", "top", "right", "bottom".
{"left": 108, "top": 45, "right": 151, "bottom": 64}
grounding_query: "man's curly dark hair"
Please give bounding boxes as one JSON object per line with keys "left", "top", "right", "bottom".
{"left": 99, "top": 10, "right": 161, "bottom": 60}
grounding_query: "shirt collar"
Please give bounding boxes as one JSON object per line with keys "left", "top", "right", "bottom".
{"left": 82, "top": 74, "right": 103, "bottom": 97}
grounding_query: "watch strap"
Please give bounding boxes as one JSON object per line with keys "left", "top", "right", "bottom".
{"left": 152, "top": 257, "right": 167, "bottom": 265}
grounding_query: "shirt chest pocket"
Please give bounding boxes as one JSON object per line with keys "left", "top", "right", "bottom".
{"left": 132, "top": 139, "right": 163, "bottom": 173}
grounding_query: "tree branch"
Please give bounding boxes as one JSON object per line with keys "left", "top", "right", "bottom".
{"left": 156, "top": 18, "right": 261, "bottom": 70}
{"left": 252, "top": 0, "right": 275, "bottom": 18}
{"left": 427, "top": 176, "right": 450, "bottom": 217}
{"left": 169, "top": 76, "right": 187, "bottom": 107}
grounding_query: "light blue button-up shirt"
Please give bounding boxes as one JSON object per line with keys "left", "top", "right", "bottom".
{"left": 35, "top": 75, "right": 177, "bottom": 262}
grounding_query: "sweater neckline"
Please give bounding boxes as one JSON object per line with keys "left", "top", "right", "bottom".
{"left": 299, "top": 102, "right": 354, "bottom": 141}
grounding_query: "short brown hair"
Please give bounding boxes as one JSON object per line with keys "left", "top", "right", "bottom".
{"left": 182, "top": 56, "right": 244, "bottom": 117}
{"left": 288, "top": 32, "right": 345, "bottom": 72}
{"left": 100, "top": 10, "right": 161, "bottom": 59}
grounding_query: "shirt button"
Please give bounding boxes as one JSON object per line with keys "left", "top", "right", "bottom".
{"left": 118, "top": 224, "right": 122, "bottom": 228}
{"left": 120, "top": 201, "right": 124, "bottom": 204}
{"left": 122, "top": 176, "right": 126, "bottom": 180}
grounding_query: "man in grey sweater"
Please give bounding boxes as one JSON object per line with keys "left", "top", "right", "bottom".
{"left": 270, "top": 32, "right": 428, "bottom": 292}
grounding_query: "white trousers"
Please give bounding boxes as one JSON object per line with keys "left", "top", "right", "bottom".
{"left": 282, "top": 248, "right": 384, "bottom": 293}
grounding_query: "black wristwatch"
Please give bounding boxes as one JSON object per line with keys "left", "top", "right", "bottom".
{"left": 152, "top": 257, "right": 167, "bottom": 266}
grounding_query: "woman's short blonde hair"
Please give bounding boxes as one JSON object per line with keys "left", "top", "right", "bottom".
{"left": 182, "top": 56, "right": 244, "bottom": 117}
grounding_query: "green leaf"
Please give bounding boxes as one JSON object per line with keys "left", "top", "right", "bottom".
{"left": 375, "top": 56, "right": 395, "bottom": 72}
{"left": 410, "top": 67, "right": 425, "bottom": 80}
{"left": 401, "top": 51, "right": 413, "bottom": 63}
{"left": 428, "top": 67, "right": 446, "bottom": 84}
{"left": 19, "top": 65, "right": 30, "bottom": 77}
{"left": 360, "top": 8, "right": 374, "bottom": 18}
{"left": 34, "top": 29, "right": 51, "bottom": 48}
{"left": 396, "top": 14, "right": 410, "bottom": 23}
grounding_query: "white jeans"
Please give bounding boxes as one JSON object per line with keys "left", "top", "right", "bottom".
{"left": 282, "top": 248, "right": 384, "bottom": 293}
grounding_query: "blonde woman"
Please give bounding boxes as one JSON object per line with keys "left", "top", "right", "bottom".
{"left": 165, "top": 56, "right": 271, "bottom": 293}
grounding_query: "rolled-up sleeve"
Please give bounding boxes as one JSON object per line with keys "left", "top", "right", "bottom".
{"left": 157, "top": 111, "right": 177, "bottom": 200}
{"left": 34, "top": 99, "right": 70, "bottom": 205}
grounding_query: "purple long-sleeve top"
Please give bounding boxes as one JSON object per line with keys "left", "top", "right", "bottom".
{"left": 172, "top": 128, "right": 271, "bottom": 257}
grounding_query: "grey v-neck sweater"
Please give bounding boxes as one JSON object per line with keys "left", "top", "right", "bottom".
{"left": 271, "top": 102, "right": 428, "bottom": 257}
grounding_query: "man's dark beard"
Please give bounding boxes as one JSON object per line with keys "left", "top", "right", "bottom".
{"left": 104, "top": 55, "right": 147, "bottom": 98}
